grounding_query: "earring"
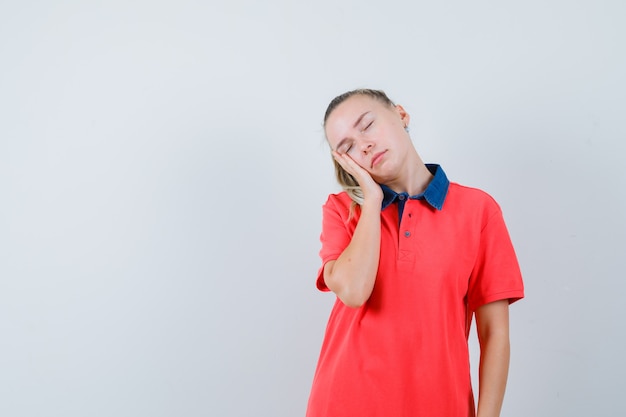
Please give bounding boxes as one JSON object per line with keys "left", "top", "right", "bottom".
{"left": 404, "top": 125, "right": 410, "bottom": 132}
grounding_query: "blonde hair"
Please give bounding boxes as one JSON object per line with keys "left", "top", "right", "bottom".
{"left": 323, "top": 89, "right": 396, "bottom": 207}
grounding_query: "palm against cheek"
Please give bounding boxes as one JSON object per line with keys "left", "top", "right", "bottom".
{"left": 333, "top": 152, "right": 381, "bottom": 198}
{"left": 333, "top": 151, "right": 365, "bottom": 180}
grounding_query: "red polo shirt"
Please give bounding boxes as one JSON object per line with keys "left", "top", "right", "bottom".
{"left": 307, "top": 167, "right": 524, "bottom": 417}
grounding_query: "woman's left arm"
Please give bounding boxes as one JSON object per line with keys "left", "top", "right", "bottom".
{"left": 475, "top": 299, "right": 511, "bottom": 417}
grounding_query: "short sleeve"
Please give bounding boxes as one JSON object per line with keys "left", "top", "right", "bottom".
{"left": 316, "top": 194, "right": 354, "bottom": 291}
{"left": 467, "top": 207, "right": 525, "bottom": 312}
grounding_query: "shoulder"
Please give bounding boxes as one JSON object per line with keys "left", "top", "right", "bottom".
{"left": 447, "top": 182, "right": 501, "bottom": 209}
{"left": 322, "top": 192, "right": 359, "bottom": 226}
{"left": 445, "top": 182, "right": 503, "bottom": 224}
{"left": 323, "top": 191, "right": 353, "bottom": 210}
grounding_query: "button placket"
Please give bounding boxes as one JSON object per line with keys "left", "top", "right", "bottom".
{"left": 397, "top": 200, "right": 417, "bottom": 262}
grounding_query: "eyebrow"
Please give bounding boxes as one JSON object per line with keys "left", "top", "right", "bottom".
{"left": 352, "top": 111, "right": 370, "bottom": 129}
{"left": 334, "top": 111, "right": 370, "bottom": 151}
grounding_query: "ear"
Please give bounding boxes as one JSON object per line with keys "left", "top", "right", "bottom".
{"left": 395, "top": 104, "right": 410, "bottom": 128}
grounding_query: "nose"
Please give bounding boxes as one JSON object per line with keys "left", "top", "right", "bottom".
{"left": 360, "top": 142, "right": 374, "bottom": 155}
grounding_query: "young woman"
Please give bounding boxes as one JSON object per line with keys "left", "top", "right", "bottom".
{"left": 306, "top": 89, "right": 524, "bottom": 417}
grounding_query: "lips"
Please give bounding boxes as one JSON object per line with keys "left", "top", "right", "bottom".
{"left": 371, "top": 151, "right": 387, "bottom": 168}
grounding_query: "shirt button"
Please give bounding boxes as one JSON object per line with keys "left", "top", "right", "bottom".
{"left": 398, "top": 195, "right": 405, "bottom": 201}
{"left": 404, "top": 231, "right": 411, "bottom": 237}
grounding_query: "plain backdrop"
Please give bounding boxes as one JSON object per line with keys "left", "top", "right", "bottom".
{"left": 1, "top": 1, "right": 625, "bottom": 416}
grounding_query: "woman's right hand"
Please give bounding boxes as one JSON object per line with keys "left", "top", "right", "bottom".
{"left": 332, "top": 150, "right": 383, "bottom": 205}
{"left": 325, "top": 150, "right": 383, "bottom": 308}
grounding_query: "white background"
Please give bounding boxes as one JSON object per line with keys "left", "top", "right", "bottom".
{"left": 1, "top": 1, "right": 625, "bottom": 416}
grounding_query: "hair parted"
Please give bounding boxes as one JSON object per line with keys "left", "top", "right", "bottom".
{"left": 323, "top": 89, "right": 396, "bottom": 207}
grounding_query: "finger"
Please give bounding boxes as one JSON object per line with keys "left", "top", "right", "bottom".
{"left": 331, "top": 151, "right": 353, "bottom": 174}
{"left": 332, "top": 151, "right": 364, "bottom": 176}
{"left": 332, "top": 153, "right": 377, "bottom": 188}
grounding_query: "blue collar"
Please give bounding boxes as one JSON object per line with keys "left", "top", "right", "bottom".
{"left": 380, "top": 164, "right": 449, "bottom": 211}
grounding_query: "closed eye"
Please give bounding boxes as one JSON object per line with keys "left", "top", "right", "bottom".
{"left": 362, "top": 121, "right": 373, "bottom": 132}
{"left": 339, "top": 142, "right": 353, "bottom": 153}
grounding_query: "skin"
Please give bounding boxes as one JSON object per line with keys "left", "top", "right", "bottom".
{"left": 323, "top": 94, "right": 512, "bottom": 417}
{"left": 475, "top": 299, "right": 511, "bottom": 417}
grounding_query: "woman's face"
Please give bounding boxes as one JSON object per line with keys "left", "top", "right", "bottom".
{"left": 324, "top": 95, "right": 411, "bottom": 182}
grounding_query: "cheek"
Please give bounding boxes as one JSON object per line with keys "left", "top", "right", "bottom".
{"left": 347, "top": 148, "right": 365, "bottom": 164}
{"left": 350, "top": 154, "right": 373, "bottom": 172}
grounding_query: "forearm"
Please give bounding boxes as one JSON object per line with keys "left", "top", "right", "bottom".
{"left": 324, "top": 201, "right": 380, "bottom": 307}
{"left": 476, "top": 332, "right": 510, "bottom": 417}
{"left": 476, "top": 300, "right": 511, "bottom": 417}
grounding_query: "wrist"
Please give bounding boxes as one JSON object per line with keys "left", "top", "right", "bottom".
{"left": 361, "top": 188, "right": 383, "bottom": 205}
{"left": 360, "top": 198, "right": 382, "bottom": 211}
